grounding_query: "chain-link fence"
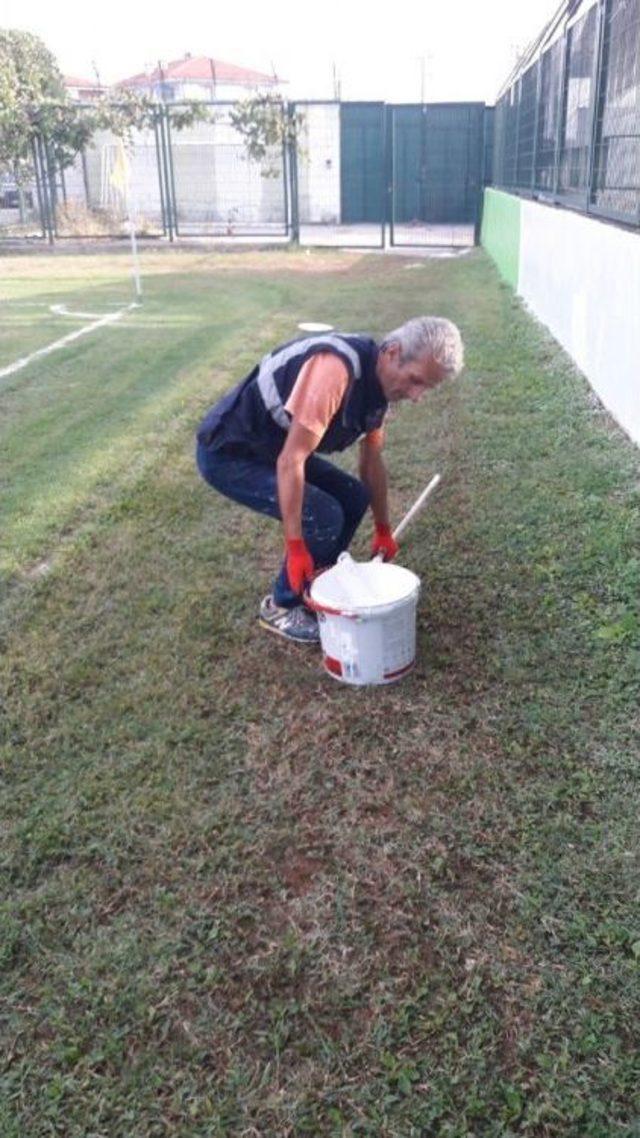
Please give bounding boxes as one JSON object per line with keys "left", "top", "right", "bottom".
{"left": 493, "top": 0, "right": 640, "bottom": 226}
{"left": 165, "top": 103, "right": 288, "bottom": 238}
{"left": 58, "top": 110, "right": 165, "bottom": 238}
{"left": 292, "top": 101, "right": 386, "bottom": 249}
{"left": 389, "top": 103, "right": 485, "bottom": 247}
{"left": 0, "top": 147, "right": 43, "bottom": 240}
{"left": 1, "top": 99, "right": 493, "bottom": 247}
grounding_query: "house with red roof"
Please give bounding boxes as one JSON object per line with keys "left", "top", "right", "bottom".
{"left": 64, "top": 76, "right": 108, "bottom": 101}
{"left": 115, "top": 53, "right": 284, "bottom": 102}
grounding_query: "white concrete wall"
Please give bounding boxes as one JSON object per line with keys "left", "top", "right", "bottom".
{"left": 297, "top": 104, "right": 341, "bottom": 224}
{"left": 167, "top": 111, "right": 284, "bottom": 224}
{"left": 73, "top": 129, "right": 163, "bottom": 221}
{"left": 518, "top": 200, "right": 640, "bottom": 446}
{"left": 61, "top": 115, "right": 285, "bottom": 228}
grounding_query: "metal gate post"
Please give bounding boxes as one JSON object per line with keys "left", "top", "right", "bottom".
{"left": 586, "top": 0, "right": 609, "bottom": 214}
{"left": 153, "top": 107, "right": 169, "bottom": 236}
{"left": 35, "top": 135, "right": 55, "bottom": 244}
{"left": 553, "top": 25, "right": 571, "bottom": 198}
{"left": 160, "top": 106, "right": 177, "bottom": 240}
{"left": 386, "top": 105, "right": 395, "bottom": 247}
{"left": 31, "top": 136, "right": 49, "bottom": 241}
{"left": 164, "top": 109, "right": 180, "bottom": 237}
{"left": 287, "top": 103, "right": 300, "bottom": 244}
{"left": 474, "top": 107, "right": 487, "bottom": 245}
{"left": 531, "top": 59, "right": 542, "bottom": 193}
{"left": 383, "top": 104, "right": 392, "bottom": 247}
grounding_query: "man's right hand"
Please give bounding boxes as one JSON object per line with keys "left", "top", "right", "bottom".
{"left": 285, "top": 538, "right": 315, "bottom": 595}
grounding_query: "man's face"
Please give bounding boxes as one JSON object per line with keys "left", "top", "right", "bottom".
{"left": 376, "top": 342, "right": 447, "bottom": 403}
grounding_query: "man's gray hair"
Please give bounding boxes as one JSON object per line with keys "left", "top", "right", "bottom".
{"left": 381, "top": 316, "right": 464, "bottom": 378}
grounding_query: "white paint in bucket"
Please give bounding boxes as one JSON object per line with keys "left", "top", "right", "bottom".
{"left": 308, "top": 552, "right": 421, "bottom": 685}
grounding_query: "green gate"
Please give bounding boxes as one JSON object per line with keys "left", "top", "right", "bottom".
{"left": 389, "top": 102, "right": 486, "bottom": 245}
{"left": 340, "top": 103, "right": 385, "bottom": 228}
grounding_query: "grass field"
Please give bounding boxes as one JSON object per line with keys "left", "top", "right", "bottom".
{"left": 1, "top": 246, "right": 639, "bottom": 1137}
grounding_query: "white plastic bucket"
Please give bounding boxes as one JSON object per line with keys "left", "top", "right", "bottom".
{"left": 307, "top": 552, "right": 421, "bottom": 686}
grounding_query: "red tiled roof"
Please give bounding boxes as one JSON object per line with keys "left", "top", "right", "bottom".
{"left": 64, "top": 75, "right": 106, "bottom": 89}
{"left": 117, "top": 55, "right": 281, "bottom": 88}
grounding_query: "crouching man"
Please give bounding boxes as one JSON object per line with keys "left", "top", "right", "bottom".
{"left": 196, "top": 316, "right": 464, "bottom": 643}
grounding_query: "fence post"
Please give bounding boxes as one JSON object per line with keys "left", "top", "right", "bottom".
{"left": 43, "top": 139, "right": 59, "bottom": 237}
{"left": 152, "top": 108, "right": 168, "bottom": 236}
{"left": 513, "top": 78, "right": 522, "bottom": 190}
{"left": 31, "top": 137, "right": 49, "bottom": 242}
{"left": 282, "top": 131, "right": 290, "bottom": 240}
{"left": 164, "top": 108, "right": 180, "bottom": 238}
{"left": 531, "top": 59, "right": 542, "bottom": 193}
{"left": 35, "top": 135, "right": 55, "bottom": 244}
{"left": 157, "top": 106, "right": 175, "bottom": 241}
{"left": 80, "top": 148, "right": 91, "bottom": 211}
{"left": 586, "top": 0, "right": 609, "bottom": 214}
{"left": 385, "top": 105, "right": 395, "bottom": 247}
{"left": 474, "top": 106, "right": 488, "bottom": 246}
{"left": 553, "top": 23, "right": 571, "bottom": 198}
{"left": 287, "top": 103, "right": 300, "bottom": 244}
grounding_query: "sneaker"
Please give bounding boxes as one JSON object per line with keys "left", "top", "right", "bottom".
{"left": 259, "top": 595, "right": 320, "bottom": 644}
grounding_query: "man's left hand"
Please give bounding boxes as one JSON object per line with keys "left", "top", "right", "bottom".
{"left": 371, "top": 523, "right": 399, "bottom": 561}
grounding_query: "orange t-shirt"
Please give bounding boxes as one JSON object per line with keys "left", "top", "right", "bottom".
{"left": 284, "top": 353, "right": 349, "bottom": 439}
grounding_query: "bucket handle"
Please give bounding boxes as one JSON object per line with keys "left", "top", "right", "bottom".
{"left": 303, "top": 590, "right": 359, "bottom": 619}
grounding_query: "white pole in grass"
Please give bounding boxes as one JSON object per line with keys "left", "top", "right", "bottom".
{"left": 128, "top": 216, "right": 142, "bottom": 301}
{"left": 111, "top": 139, "right": 142, "bottom": 303}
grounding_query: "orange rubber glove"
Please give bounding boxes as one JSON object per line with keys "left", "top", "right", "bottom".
{"left": 371, "top": 523, "right": 399, "bottom": 562}
{"left": 285, "top": 538, "right": 315, "bottom": 595}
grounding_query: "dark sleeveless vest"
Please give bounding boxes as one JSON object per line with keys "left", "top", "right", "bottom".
{"left": 196, "top": 333, "right": 387, "bottom": 461}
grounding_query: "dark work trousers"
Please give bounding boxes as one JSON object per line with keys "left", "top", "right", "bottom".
{"left": 196, "top": 442, "right": 371, "bottom": 608}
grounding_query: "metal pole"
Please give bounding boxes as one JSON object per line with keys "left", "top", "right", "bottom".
{"left": 282, "top": 117, "right": 290, "bottom": 238}
{"left": 474, "top": 106, "right": 487, "bottom": 246}
{"left": 553, "top": 25, "right": 571, "bottom": 198}
{"left": 379, "top": 103, "right": 387, "bottom": 249}
{"left": 153, "top": 107, "right": 168, "bottom": 235}
{"left": 81, "top": 147, "right": 91, "bottom": 209}
{"left": 387, "top": 105, "right": 395, "bottom": 248}
{"left": 287, "top": 104, "right": 300, "bottom": 244}
{"left": 586, "top": 0, "right": 609, "bottom": 214}
{"left": 36, "top": 135, "right": 55, "bottom": 244}
{"left": 44, "top": 139, "right": 59, "bottom": 236}
{"left": 31, "top": 136, "right": 48, "bottom": 240}
{"left": 531, "top": 58, "right": 542, "bottom": 193}
{"left": 513, "top": 78, "right": 522, "bottom": 190}
{"left": 158, "top": 107, "right": 174, "bottom": 241}
{"left": 164, "top": 108, "right": 180, "bottom": 238}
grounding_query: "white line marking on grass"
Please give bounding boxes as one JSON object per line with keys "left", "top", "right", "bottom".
{"left": 0, "top": 303, "right": 139, "bottom": 383}
{"left": 50, "top": 303, "right": 133, "bottom": 320}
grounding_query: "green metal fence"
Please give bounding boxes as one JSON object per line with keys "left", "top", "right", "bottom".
{"left": 1, "top": 100, "right": 493, "bottom": 248}
{"left": 388, "top": 103, "right": 486, "bottom": 247}
{"left": 493, "top": 0, "right": 640, "bottom": 227}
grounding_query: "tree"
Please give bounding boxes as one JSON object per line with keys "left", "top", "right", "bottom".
{"left": 0, "top": 28, "right": 205, "bottom": 195}
{"left": 0, "top": 30, "right": 65, "bottom": 185}
{"left": 229, "top": 93, "right": 303, "bottom": 177}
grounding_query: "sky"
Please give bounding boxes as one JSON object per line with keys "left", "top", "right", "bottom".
{"left": 3, "top": 0, "right": 560, "bottom": 104}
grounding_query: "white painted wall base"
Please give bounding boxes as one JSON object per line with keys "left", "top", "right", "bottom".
{"left": 518, "top": 200, "right": 640, "bottom": 446}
